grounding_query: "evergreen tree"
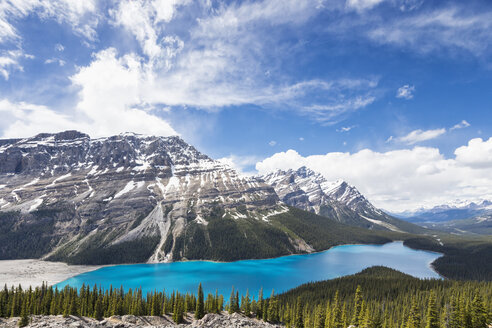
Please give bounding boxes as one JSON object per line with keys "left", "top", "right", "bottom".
{"left": 295, "top": 297, "right": 304, "bottom": 328}
{"left": 425, "top": 291, "right": 439, "bottom": 328}
{"left": 407, "top": 298, "right": 421, "bottom": 328}
{"left": 228, "top": 287, "right": 235, "bottom": 315}
{"left": 332, "top": 291, "right": 343, "bottom": 328}
{"left": 18, "top": 297, "right": 29, "bottom": 328}
{"left": 268, "top": 290, "right": 279, "bottom": 323}
{"left": 471, "top": 293, "right": 487, "bottom": 328}
{"left": 195, "top": 283, "right": 205, "bottom": 319}
{"left": 93, "top": 297, "right": 103, "bottom": 320}
{"left": 257, "top": 288, "right": 263, "bottom": 319}
{"left": 351, "top": 285, "right": 364, "bottom": 327}
{"left": 314, "top": 304, "right": 325, "bottom": 328}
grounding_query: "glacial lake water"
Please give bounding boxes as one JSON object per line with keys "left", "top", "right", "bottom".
{"left": 56, "top": 242, "right": 441, "bottom": 298}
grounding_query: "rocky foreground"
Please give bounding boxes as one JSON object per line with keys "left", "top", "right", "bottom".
{"left": 0, "top": 313, "right": 283, "bottom": 328}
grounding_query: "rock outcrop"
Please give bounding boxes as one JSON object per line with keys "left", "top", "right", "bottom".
{"left": 0, "top": 313, "right": 283, "bottom": 328}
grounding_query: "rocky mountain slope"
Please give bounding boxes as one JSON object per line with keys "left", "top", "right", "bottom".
{"left": 1, "top": 313, "right": 282, "bottom": 328}
{"left": 260, "top": 167, "right": 421, "bottom": 233}
{"left": 0, "top": 131, "right": 394, "bottom": 265}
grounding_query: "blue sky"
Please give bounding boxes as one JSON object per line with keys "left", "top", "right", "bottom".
{"left": 1, "top": 0, "right": 492, "bottom": 211}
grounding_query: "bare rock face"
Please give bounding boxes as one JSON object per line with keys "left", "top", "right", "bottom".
{"left": 0, "top": 131, "right": 286, "bottom": 264}
{"left": 0, "top": 313, "right": 284, "bottom": 328}
{"left": 260, "top": 167, "right": 416, "bottom": 233}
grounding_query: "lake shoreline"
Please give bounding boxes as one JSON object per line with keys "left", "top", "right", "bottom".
{"left": 0, "top": 241, "right": 444, "bottom": 290}
{"left": 0, "top": 259, "right": 104, "bottom": 289}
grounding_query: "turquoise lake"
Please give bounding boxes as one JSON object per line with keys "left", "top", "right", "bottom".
{"left": 56, "top": 242, "right": 441, "bottom": 298}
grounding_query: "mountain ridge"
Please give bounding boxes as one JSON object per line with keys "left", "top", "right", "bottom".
{"left": 260, "top": 166, "right": 423, "bottom": 233}
{"left": 0, "top": 130, "right": 416, "bottom": 265}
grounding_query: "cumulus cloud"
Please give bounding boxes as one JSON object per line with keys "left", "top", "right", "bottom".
{"left": 218, "top": 155, "right": 262, "bottom": 176}
{"left": 455, "top": 137, "right": 492, "bottom": 168}
{"left": 396, "top": 128, "right": 446, "bottom": 145}
{"left": 0, "top": 47, "right": 178, "bottom": 138}
{"left": 69, "top": 48, "right": 176, "bottom": 137}
{"left": 256, "top": 139, "right": 492, "bottom": 211}
{"left": 396, "top": 84, "right": 415, "bottom": 99}
{"left": 269, "top": 141, "right": 277, "bottom": 147}
{"left": 0, "top": 99, "right": 77, "bottom": 138}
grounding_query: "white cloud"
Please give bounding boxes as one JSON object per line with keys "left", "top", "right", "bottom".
{"left": 105, "top": 0, "right": 377, "bottom": 123}
{"left": 455, "top": 137, "right": 492, "bottom": 169}
{"left": 256, "top": 139, "right": 492, "bottom": 211}
{"left": 69, "top": 48, "right": 176, "bottom": 137}
{"left": 44, "top": 58, "right": 66, "bottom": 66}
{"left": 0, "top": 0, "right": 99, "bottom": 43}
{"left": 218, "top": 155, "right": 262, "bottom": 176}
{"left": 367, "top": 7, "right": 492, "bottom": 57}
{"left": 0, "top": 99, "right": 77, "bottom": 138}
{"left": 0, "top": 50, "right": 32, "bottom": 80}
{"left": 396, "top": 128, "right": 446, "bottom": 145}
{"left": 0, "top": 0, "right": 98, "bottom": 80}
{"left": 299, "top": 137, "right": 305, "bottom": 141}
{"left": 396, "top": 84, "right": 415, "bottom": 99}
{"left": 337, "top": 125, "right": 356, "bottom": 132}
{"left": 109, "top": 0, "right": 189, "bottom": 61}
{"left": 269, "top": 141, "right": 277, "bottom": 147}
{"left": 451, "top": 120, "right": 470, "bottom": 130}
{"left": 55, "top": 44, "right": 65, "bottom": 52}
{"left": 0, "top": 47, "right": 178, "bottom": 139}
{"left": 346, "top": 0, "right": 385, "bottom": 12}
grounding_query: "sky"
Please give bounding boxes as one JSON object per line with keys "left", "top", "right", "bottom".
{"left": 1, "top": 0, "right": 492, "bottom": 212}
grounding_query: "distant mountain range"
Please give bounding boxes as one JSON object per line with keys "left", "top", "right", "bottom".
{"left": 392, "top": 199, "right": 492, "bottom": 235}
{"left": 0, "top": 131, "right": 421, "bottom": 265}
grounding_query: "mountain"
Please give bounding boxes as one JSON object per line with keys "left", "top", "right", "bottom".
{"left": 0, "top": 131, "right": 393, "bottom": 265}
{"left": 260, "top": 167, "right": 422, "bottom": 233}
{"left": 421, "top": 214, "right": 492, "bottom": 235}
{"left": 393, "top": 200, "right": 492, "bottom": 224}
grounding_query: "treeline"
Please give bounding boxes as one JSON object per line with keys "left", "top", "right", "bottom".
{"left": 277, "top": 266, "right": 492, "bottom": 327}
{"left": 1, "top": 267, "right": 491, "bottom": 328}
{"left": 403, "top": 236, "right": 492, "bottom": 281}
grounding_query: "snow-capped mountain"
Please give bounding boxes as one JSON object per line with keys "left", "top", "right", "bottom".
{"left": 0, "top": 131, "right": 421, "bottom": 265}
{"left": 260, "top": 167, "right": 421, "bottom": 233}
{"left": 393, "top": 199, "right": 492, "bottom": 223}
{"left": 0, "top": 131, "right": 290, "bottom": 263}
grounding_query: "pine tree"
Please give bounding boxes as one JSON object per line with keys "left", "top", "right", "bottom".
{"left": 93, "top": 297, "right": 103, "bottom": 320}
{"left": 314, "top": 304, "right": 325, "bottom": 328}
{"left": 228, "top": 287, "right": 235, "bottom": 314}
{"left": 425, "top": 291, "right": 439, "bottom": 328}
{"left": 243, "top": 290, "right": 251, "bottom": 316}
{"left": 471, "top": 293, "right": 487, "bottom": 328}
{"left": 18, "top": 297, "right": 29, "bottom": 328}
{"left": 257, "top": 288, "right": 263, "bottom": 319}
{"left": 332, "top": 291, "right": 343, "bottom": 328}
{"left": 295, "top": 297, "right": 304, "bottom": 328}
{"left": 324, "top": 301, "right": 332, "bottom": 328}
{"left": 407, "top": 298, "right": 421, "bottom": 328}
{"left": 351, "top": 285, "right": 364, "bottom": 327}
{"left": 268, "top": 290, "right": 278, "bottom": 323}
{"left": 195, "top": 283, "right": 205, "bottom": 319}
